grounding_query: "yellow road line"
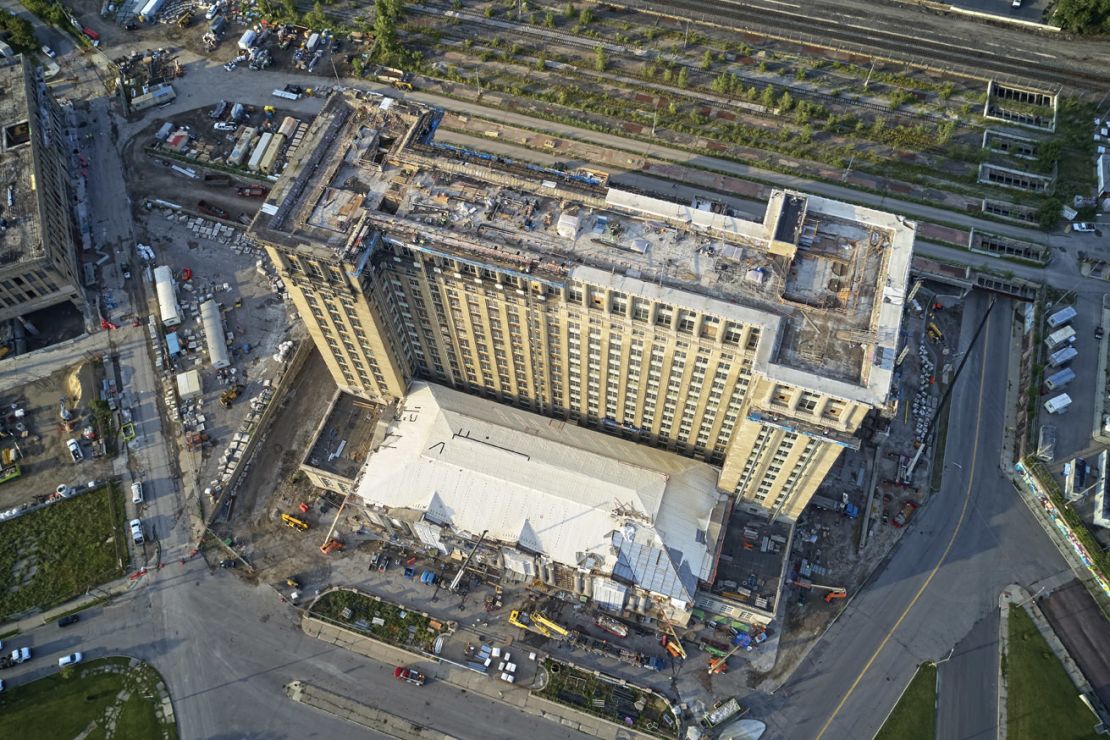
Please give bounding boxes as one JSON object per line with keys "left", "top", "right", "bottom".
{"left": 815, "top": 318, "right": 992, "bottom": 740}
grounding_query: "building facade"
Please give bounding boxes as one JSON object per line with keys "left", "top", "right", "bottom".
{"left": 253, "top": 94, "right": 914, "bottom": 520}
{"left": 0, "top": 56, "right": 80, "bottom": 322}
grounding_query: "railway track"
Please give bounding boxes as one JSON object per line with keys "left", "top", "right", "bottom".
{"left": 611, "top": 0, "right": 1105, "bottom": 93}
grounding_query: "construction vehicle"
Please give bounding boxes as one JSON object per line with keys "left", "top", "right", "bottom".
{"left": 509, "top": 609, "right": 570, "bottom": 639}
{"left": 286, "top": 576, "right": 301, "bottom": 588}
{"left": 219, "top": 384, "right": 245, "bottom": 408}
{"left": 320, "top": 538, "right": 344, "bottom": 554}
{"left": 281, "top": 513, "right": 309, "bottom": 530}
{"left": 197, "top": 200, "right": 230, "bottom": 220}
{"left": 792, "top": 578, "right": 848, "bottom": 602}
{"left": 658, "top": 612, "right": 687, "bottom": 659}
{"left": 236, "top": 184, "right": 269, "bottom": 198}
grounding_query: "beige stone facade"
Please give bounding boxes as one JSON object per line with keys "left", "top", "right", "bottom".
{"left": 254, "top": 94, "right": 913, "bottom": 520}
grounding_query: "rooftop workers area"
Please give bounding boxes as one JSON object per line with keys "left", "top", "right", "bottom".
{"left": 700, "top": 506, "right": 793, "bottom": 621}
{"left": 252, "top": 92, "right": 915, "bottom": 406}
{"left": 303, "top": 390, "right": 384, "bottom": 482}
{"left": 0, "top": 57, "right": 42, "bottom": 266}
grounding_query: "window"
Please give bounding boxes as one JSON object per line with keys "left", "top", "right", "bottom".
{"left": 798, "top": 392, "right": 820, "bottom": 414}
{"left": 632, "top": 300, "right": 650, "bottom": 322}
{"left": 677, "top": 311, "right": 696, "bottom": 333}
{"left": 772, "top": 386, "right": 792, "bottom": 407}
{"left": 724, "top": 322, "right": 744, "bottom": 344}
{"left": 655, "top": 305, "right": 673, "bottom": 327}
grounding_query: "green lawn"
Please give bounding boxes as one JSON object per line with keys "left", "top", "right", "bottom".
{"left": 0, "top": 657, "right": 177, "bottom": 739}
{"left": 875, "top": 663, "right": 936, "bottom": 740}
{"left": 1007, "top": 606, "right": 1100, "bottom": 740}
{"left": 310, "top": 588, "right": 449, "bottom": 653}
{"left": 0, "top": 483, "right": 128, "bottom": 621}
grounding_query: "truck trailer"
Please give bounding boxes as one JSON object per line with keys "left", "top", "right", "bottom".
{"left": 1044, "top": 393, "right": 1072, "bottom": 415}
{"left": 1046, "top": 305, "right": 1077, "bottom": 329}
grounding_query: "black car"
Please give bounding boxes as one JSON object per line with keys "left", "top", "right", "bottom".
{"left": 219, "top": 559, "right": 238, "bottom": 568}
{"left": 58, "top": 614, "right": 80, "bottom": 627}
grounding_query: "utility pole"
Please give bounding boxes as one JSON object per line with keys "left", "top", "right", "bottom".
{"left": 863, "top": 61, "right": 876, "bottom": 90}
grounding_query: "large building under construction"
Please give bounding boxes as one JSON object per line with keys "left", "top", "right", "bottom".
{"left": 251, "top": 92, "right": 914, "bottom": 521}
{"left": 0, "top": 56, "right": 80, "bottom": 323}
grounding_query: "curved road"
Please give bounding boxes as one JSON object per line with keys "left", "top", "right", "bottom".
{"left": 749, "top": 292, "right": 1078, "bottom": 739}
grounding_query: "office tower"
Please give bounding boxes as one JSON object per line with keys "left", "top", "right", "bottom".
{"left": 252, "top": 93, "right": 913, "bottom": 519}
{"left": 0, "top": 56, "right": 80, "bottom": 322}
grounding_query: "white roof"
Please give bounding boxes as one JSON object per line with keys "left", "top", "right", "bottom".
{"left": 355, "top": 382, "right": 726, "bottom": 603}
{"left": 175, "top": 370, "right": 201, "bottom": 399}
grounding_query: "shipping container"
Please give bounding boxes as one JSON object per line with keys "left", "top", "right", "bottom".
{"left": 248, "top": 132, "right": 273, "bottom": 171}
{"left": 277, "top": 115, "right": 298, "bottom": 138}
{"left": 227, "top": 127, "right": 257, "bottom": 165}
{"left": 259, "top": 133, "right": 285, "bottom": 174}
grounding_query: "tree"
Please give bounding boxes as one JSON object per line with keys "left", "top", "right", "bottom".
{"left": 760, "top": 85, "right": 776, "bottom": 108}
{"left": 701, "top": 50, "right": 713, "bottom": 70}
{"left": 535, "top": 54, "right": 546, "bottom": 71}
{"left": 676, "top": 67, "right": 688, "bottom": 88}
{"left": 1052, "top": 0, "right": 1110, "bottom": 34}
{"left": 778, "top": 90, "right": 793, "bottom": 112}
{"left": 578, "top": 7, "right": 593, "bottom": 25}
{"left": 594, "top": 45, "right": 606, "bottom": 72}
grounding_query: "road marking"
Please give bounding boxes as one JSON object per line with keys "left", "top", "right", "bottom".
{"left": 814, "top": 313, "right": 992, "bottom": 740}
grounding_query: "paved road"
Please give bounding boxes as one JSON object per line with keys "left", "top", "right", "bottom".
{"left": 937, "top": 611, "right": 999, "bottom": 740}
{"left": 747, "top": 292, "right": 1077, "bottom": 739}
{"left": 1039, "top": 579, "right": 1110, "bottom": 713}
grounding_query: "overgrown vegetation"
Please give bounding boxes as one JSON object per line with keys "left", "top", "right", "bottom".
{"left": 0, "top": 483, "right": 127, "bottom": 621}
{"left": 0, "top": 9, "right": 37, "bottom": 51}
{"left": 310, "top": 588, "right": 449, "bottom": 653}
{"left": 1022, "top": 457, "right": 1110, "bottom": 586}
{"left": 0, "top": 657, "right": 177, "bottom": 739}
{"left": 875, "top": 663, "right": 937, "bottom": 740}
{"left": 538, "top": 658, "right": 676, "bottom": 737}
{"left": 1053, "top": 0, "right": 1110, "bottom": 34}
{"left": 1006, "top": 606, "right": 1100, "bottom": 740}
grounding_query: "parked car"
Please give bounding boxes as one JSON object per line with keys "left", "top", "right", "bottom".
{"left": 219, "top": 559, "right": 238, "bottom": 568}
{"left": 1073, "top": 223, "right": 1096, "bottom": 233}
{"left": 394, "top": 666, "right": 426, "bottom": 686}
{"left": 41, "top": 45, "right": 56, "bottom": 58}
{"left": 10, "top": 647, "right": 30, "bottom": 664}
{"left": 892, "top": 500, "right": 919, "bottom": 528}
{"left": 58, "top": 614, "right": 80, "bottom": 627}
{"left": 129, "top": 518, "right": 144, "bottom": 544}
{"left": 131, "top": 481, "right": 144, "bottom": 504}
{"left": 213, "top": 122, "right": 237, "bottom": 132}
{"left": 58, "top": 652, "right": 82, "bottom": 667}
{"left": 1096, "top": 326, "right": 1105, "bottom": 340}
{"left": 66, "top": 438, "right": 83, "bottom": 463}
{"left": 120, "top": 262, "right": 131, "bottom": 280}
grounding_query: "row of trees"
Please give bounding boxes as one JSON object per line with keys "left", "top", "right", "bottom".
{"left": 0, "top": 10, "right": 37, "bottom": 52}
{"left": 1053, "top": 0, "right": 1110, "bottom": 34}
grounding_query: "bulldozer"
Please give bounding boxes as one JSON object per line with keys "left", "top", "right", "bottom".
{"left": 219, "top": 384, "right": 245, "bottom": 408}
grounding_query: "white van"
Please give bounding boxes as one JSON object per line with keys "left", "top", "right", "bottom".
{"left": 129, "top": 518, "right": 144, "bottom": 544}
{"left": 131, "top": 481, "right": 144, "bottom": 504}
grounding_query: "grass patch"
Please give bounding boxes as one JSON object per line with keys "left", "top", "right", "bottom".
{"left": 537, "top": 658, "right": 676, "bottom": 737}
{"left": 0, "top": 656, "right": 177, "bottom": 739}
{"left": 1006, "top": 606, "right": 1100, "bottom": 740}
{"left": 0, "top": 483, "right": 128, "bottom": 621}
{"left": 929, "top": 396, "right": 953, "bottom": 494}
{"left": 875, "top": 662, "right": 936, "bottom": 740}
{"left": 309, "top": 588, "right": 450, "bottom": 653}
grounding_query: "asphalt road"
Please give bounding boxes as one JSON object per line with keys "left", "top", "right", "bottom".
{"left": 937, "top": 611, "right": 999, "bottom": 740}
{"left": 747, "top": 293, "right": 1077, "bottom": 739}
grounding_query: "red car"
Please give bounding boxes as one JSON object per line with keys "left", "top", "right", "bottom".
{"left": 892, "top": 500, "right": 918, "bottom": 528}
{"left": 394, "top": 666, "right": 426, "bottom": 686}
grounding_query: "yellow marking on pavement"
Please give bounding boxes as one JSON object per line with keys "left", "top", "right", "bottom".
{"left": 815, "top": 323, "right": 991, "bottom": 740}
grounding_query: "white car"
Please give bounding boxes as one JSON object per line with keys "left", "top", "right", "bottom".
{"left": 10, "top": 647, "right": 30, "bottom": 663}
{"left": 213, "top": 122, "right": 237, "bottom": 132}
{"left": 131, "top": 481, "right": 143, "bottom": 504}
{"left": 58, "top": 652, "right": 82, "bottom": 667}
{"left": 66, "top": 438, "right": 83, "bottom": 463}
{"left": 129, "top": 518, "right": 144, "bottom": 544}
{"left": 1073, "top": 222, "right": 1096, "bottom": 233}
{"left": 41, "top": 45, "right": 56, "bottom": 58}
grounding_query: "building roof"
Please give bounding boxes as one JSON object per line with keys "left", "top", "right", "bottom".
{"left": 1098, "top": 153, "right": 1110, "bottom": 198}
{"left": 251, "top": 93, "right": 914, "bottom": 408}
{"left": 354, "top": 382, "right": 728, "bottom": 604}
{"left": 0, "top": 56, "right": 42, "bottom": 266}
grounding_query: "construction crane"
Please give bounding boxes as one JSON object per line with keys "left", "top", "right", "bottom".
{"left": 708, "top": 642, "right": 745, "bottom": 675}
{"left": 792, "top": 578, "right": 848, "bottom": 603}
{"left": 658, "top": 612, "right": 687, "bottom": 660}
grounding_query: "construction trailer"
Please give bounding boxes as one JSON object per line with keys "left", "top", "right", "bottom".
{"left": 153, "top": 265, "right": 181, "bottom": 326}
{"left": 200, "top": 299, "right": 230, "bottom": 368}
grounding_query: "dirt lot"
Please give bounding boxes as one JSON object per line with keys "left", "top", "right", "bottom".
{"left": 0, "top": 360, "right": 117, "bottom": 512}
{"left": 130, "top": 200, "right": 297, "bottom": 497}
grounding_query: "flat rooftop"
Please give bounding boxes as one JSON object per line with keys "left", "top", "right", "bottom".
{"left": 709, "top": 506, "right": 792, "bottom": 617}
{"left": 0, "top": 57, "right": 41, "bottom": 266}
{"left": 253, "top": 93, "right": 915, "bottom": 407}
{"left": 304, "top": 391, "right": 382, "bottom": 481}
